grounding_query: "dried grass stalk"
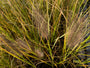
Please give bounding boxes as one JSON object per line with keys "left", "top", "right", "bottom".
{"left": 32, "top": 8, "right": 49, "bottom": 39}
{"left": 0, "top": 35, "right": 44, "bottom": 58}
{"left": 66, "top": 14, "right": 89, "bottom": 47}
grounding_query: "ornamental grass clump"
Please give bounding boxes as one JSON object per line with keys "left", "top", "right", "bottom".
{"left": 0, "top": 0, "right": 90, "bottom": 68}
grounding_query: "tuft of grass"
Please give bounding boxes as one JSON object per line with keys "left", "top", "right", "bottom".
{"left": 0, "top": 0, "right": 90, "bottom": 68}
